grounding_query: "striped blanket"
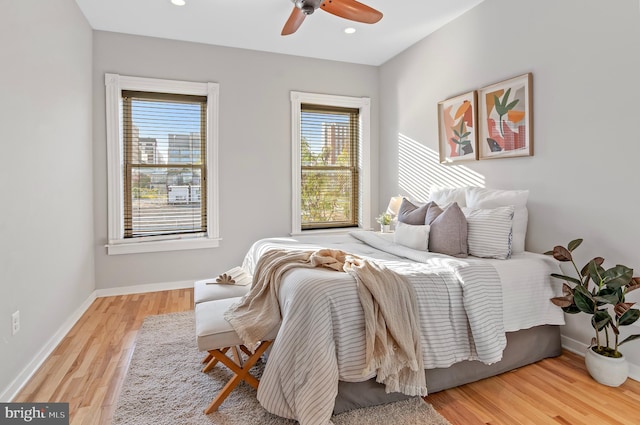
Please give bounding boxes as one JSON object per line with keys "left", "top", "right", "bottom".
{"left": 225, "top": 248, "right": 427, "bottom": 397}
{"left": 241, "top": 232, "right": 506, "bottom": 425}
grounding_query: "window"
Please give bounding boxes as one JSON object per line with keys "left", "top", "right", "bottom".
{"left": 291, "top": 92, "right": 371, "bottom": 234}
{"left": 105, "top": 74, "right": 220, "bottom": 254}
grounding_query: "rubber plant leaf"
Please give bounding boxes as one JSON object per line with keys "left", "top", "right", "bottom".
{"left": 551, "top": 296, "right": 574, "bottom": 308}
{"left": 614, "top": 302, "right": 635, "bottom": 317}
{"left": 574, "top": 285, "right": 595, "bottom": 313}
{"left": 602, "top": 265, "right": 633, "bottom": 289}
{"left": 581, "top": 257, "right": 604, "bottom": 277}
{"left": 562, "top": 304, "right": 581, "bottom": 314}
{"left": 610, "top": 321, "right": 620, "bottom": 335}
{"left": 618, "top": 309, "right": 640, "bottom": 326}
{"left": 628, "top": 277, "right": 640, "bottom": 293}
{"left": 567, "top": 239, "right": 583, "bottom": 252}
{"left": 619, "top": 334, "right": 640, "bottom": 346}
{"left": 595, "top": 287, "right": 622, "bottom": 305}
{"left": 551, "top": 283, "right": 574, "bottom": 307}
{"left": 591, "top": 310, "right": 611, "bottom": 331}
{"left": 594, "top": 293, "right": 621, "bottom": 305}
{"left": 551, "top": 246, "right": 573, "bottom": 262}
{"left": 551, "top": 273, "right": 581, "bottom": 285}
{"left": 588, "top": 260, "right": 605, "bottom": 285}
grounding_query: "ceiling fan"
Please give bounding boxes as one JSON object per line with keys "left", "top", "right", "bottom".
{"left": 282, "top": 0, "right": 383, "bottom": 36}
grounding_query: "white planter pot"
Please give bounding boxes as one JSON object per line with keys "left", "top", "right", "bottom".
{"left": 380, "top": 224, "right": 390, "bottom": 233}
{"left": 584, "top": 346, "right": 628, "bottom": 387}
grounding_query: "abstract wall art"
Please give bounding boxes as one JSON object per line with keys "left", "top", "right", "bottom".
{"left": 478, "top": 73, "right": 533, "bottom": 159}
{"left": 437, "top": 90, "right": 478, "bottom": 164}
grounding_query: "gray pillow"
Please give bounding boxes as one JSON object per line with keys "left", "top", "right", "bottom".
{"left": 425, "top": 202, "right": 468, "bottom": 258}
{"left": 398, "top": 199, "right": 433, "bottom": 225}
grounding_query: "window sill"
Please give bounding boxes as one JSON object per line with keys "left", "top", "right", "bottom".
{"left": 290, "top": 227, "right": 366, "bottom": 237}
{"left": 106, "top": 236, "right": 221, "bottom": 255}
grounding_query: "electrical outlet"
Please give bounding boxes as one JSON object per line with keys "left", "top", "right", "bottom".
{"left": 11, "top": 311, "right": 20, "bottom": 335}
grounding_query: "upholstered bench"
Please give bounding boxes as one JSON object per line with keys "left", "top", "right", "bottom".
{"left": 195, "top": 297, "right": 275, "bottom": 414}
{"left": 193, "top": 280, "right": 251, "bottom": 398}
{"left": 193, "top": 278, "right": 250, "bottom": 305}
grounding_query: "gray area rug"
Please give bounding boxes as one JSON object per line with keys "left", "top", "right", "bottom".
{"left": 112, "top": 311, "right": 451, "bottom": 425}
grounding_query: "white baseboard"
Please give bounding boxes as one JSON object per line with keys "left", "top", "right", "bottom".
{"left": 560, "top": 334, "right": 588, "bottom": 356}
{"left": 94, "top": 280, "right": 193, "bottom": 298}
{"left": 0, "top": 292, "right": 97, "bottom": 402}
{"left": 1, "top": 279, "right": 194, "bottom": 402}
{"left": 561, "top": 334, "right": 639, "bottom": 382}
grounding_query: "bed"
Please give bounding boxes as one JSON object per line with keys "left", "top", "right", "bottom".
{"left": 235, "top": 230, "right": 565, "bottom": 424}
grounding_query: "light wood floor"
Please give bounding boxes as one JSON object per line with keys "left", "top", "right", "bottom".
{"left": 13, "top": 289, "right": 640, "bottom": 425}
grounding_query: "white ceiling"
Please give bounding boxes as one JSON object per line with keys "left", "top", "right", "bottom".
{"left": 75, "top": 0, "right": 485, "bottom": 66}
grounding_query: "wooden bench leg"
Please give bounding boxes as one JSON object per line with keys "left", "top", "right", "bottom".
{"left": 202, "top": 346, "right": 230, "bottom": 373}
{"left": 231, "top": 346, "right": 243, "bottom": 367}
{"left": 202, "top": 346, "right": 242, "bottom": 371}
{"left": 203, "top": 340, "right": 273, "bottom": 414}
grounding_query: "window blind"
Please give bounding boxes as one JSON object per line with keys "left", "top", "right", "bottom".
{"left": 300, "top": 103, "right": 359, "bottom": 230}
{"left": 122, "top": 90, "right": 207, "bottom": 238}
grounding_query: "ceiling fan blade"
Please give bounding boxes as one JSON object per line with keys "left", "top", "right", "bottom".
{"left": 320, "top": 0, "right": 383, "bottom": 24}
{"left": 282, "top": 7, "right": 307, "bottom": 36}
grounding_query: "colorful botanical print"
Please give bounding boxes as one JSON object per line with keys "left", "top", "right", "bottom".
{"left": 438, "top": 91, "right": 477, "bottom": 163}
{"left": 484, "top": 86, "right": 527, "bottom": 152}
{"left": 445, "top": 100, "right": 473, "bottom": 157}
{"left": 478, "top": 73, "right": 533, "bottom": 159}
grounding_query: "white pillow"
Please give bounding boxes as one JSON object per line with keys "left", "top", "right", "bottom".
{"left": 462, "top": 206, "right": 514, "bottom": 259}
{"left": 394, "top": 222, "right": 430, "bottom": 251}
{"left": 429, "top": 186, "right": 468, "bottom": 208}
{"left": 465, "top": 187, "right": 529, "bottom": 254}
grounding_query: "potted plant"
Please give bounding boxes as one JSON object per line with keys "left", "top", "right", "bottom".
{"left": 545, "top": 238, "right": 640, "bottom": 386}
{"left": 376, "top": 212, "right": 392, "bottom": 233}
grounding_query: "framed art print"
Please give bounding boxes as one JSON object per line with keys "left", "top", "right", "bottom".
{"left": 437, "top": 91, "right": 478, "bottom": 164}
{"left": 478, "top": 73, "right": 533, "bottom": 159}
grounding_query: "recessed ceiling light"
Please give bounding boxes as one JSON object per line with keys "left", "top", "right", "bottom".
{"left": 344, "top": 27, "right": 356, "bottom": 34}
{"left": 171, "top": 0, "right": 186, "bottom": 6}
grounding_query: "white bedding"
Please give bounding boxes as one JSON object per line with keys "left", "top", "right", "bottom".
{"left": 240, "top": 232, "right": 564, "bottom": 425}
{"left": 242, "top": 232, "right": 565, "bottom": 331}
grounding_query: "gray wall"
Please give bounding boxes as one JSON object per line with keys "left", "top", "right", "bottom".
{"left": 0, "top": 0, "right": 94, "bottom": 397}
{"left": 379, "top": 0, "right": 640, "bottom": 370}
{"left": 92, "top": 32, "right": 380, "bottom": 289}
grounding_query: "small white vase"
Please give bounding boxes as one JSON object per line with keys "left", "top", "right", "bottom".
{"left": 584, "top": 346, "right": 628, "bottom": 387}
{"left": 380, "top": 224, "right": 390, "bottom": 233}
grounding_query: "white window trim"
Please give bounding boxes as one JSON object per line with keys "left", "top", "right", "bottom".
{"left": 290, "top": 91, "right": 371, "bottom": 235}
{"left": 104, "top": 73, "right": 220, "bottom": 255}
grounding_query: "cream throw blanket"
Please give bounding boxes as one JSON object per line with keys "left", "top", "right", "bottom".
{"left": 343, "top": 257, "right": 426, "bottom": 396}
{"left": 224, "top": 248, "right": 426, "bottom": 396}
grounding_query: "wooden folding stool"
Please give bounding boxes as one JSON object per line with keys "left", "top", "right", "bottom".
{"left": 195, "top": 297, "right": 274, "bottom": 414}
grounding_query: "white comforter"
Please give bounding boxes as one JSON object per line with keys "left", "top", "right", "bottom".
{"left": 240, "top": 232, "right": 564, "bottom": 425}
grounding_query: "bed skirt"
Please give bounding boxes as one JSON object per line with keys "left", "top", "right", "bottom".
{"left": 333, "top": 324, "right": 562, "bottom": 414}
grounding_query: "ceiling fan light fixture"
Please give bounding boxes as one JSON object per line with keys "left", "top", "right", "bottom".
{"left": 171, "top": 0, "right": 186, "bottom": 6}
{"left": 344, "top": 27, "right": 356, "bottom": 34}
{"left": 282, "top": 0, "right": 382, "bottom": 36}
{"left": 294, "top": 1, "right": 315, "bottom": 15}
